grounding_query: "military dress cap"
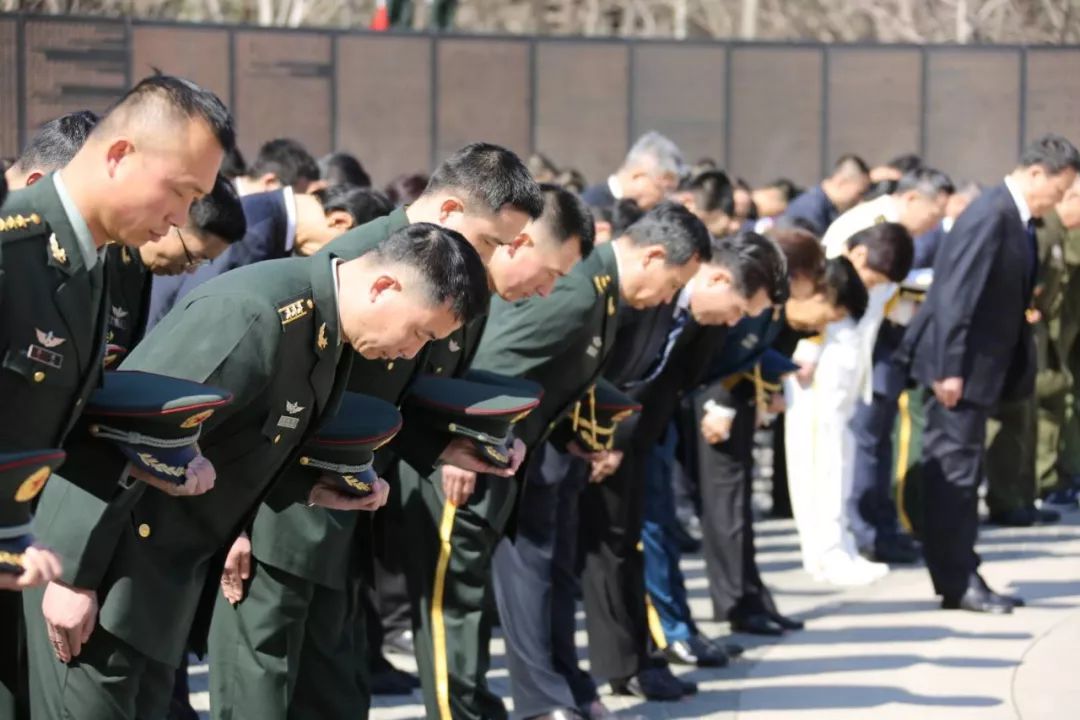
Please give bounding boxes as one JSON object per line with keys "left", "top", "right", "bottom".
{"left": 104, "top": 343, "right": 128, "bottom": 370}
{"left": 405, "top": 373, "right": 543, "bottom": 469}
{"left": 298, "top": 392, "right": 402, "bottom": 497}
{"left": 570, "top": 381, "right": 642, "bottom": 452}
{"left": 84, "top": 371, "right": 233, "bottom": 485}
{"left": 0, "top": 448, "right": 66, "bottom": 574}
{"left": 759, "top": 350, "right": 800, "bottom": 385}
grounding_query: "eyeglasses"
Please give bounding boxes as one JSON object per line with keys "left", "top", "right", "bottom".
{"left": 176, "top": 228, "right": 209, "bottom": 271}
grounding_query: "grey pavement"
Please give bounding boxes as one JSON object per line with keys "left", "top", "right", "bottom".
{"left": 188, "top": 505, "right": 1080, "bottom": 719}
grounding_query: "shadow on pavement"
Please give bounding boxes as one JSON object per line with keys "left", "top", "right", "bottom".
{"left": 731, "top": 684, "right": 1002, "bottom": 711}
{"left": 743, "top": 652, "right": 1015, "bottom": 679}
{"left": 772, "top": 625, "right": 1032, "bottom": 644}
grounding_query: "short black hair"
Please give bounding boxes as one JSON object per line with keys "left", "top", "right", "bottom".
{"left": 373, "top": 222, "right": 490, "bottom": 324}
{"left": 189, "top": 174, "right": 246, "bottom": 244}
{"left": 537, "top": 184, "right": 595, "bottom": 258}
{"left": 895, "top": 167, "right": 954, "bottom": 197}
{"left": 220, "top": 145, "right": 248, "bottom": 180}
{"left": 102, "top": 73, "right": 234, "bottom": 153}
{"left": 847, "top": 222, "right": 914, "bottom": 283}
{"left": 679, "top": 170, "right": 735, "bottom": 216}
{"left": 610, "top": 198, "right": 644, "bottom": 236}
{"left": 1019, "top": 133, "right": 1080, "bottom": 175}
{"left": 13, "top": 110, "right": 99, "bottom": 174}
{"left": 862, "top": 179, "right": 898, "bottom": 202}
{"left": 822, "top": 256, "right": 868, "bottom": 320}
{"left": 768, "top": 178, "right": 803, "bottom": 202}
{"left": 319, "top": 152, "right": 371, "bottom": 188}
{"left": 769, "top": 226, "right": 825, "bottom": 283}
{"left": 886, "top": 153, "right": 923, "bottom": 174}
{"left": 831, "top": 153, "right": 871, "bottom": 177}
{"left": 425, "top": 142, "right": 545, "bottom": 219}
{"left": 384, "top": 173, "right": 429, "bottom": 207}
{"left": 623, "top": 200, "right": 712, "bottom": 265}
{"left": 314, "top": 185, "right": 393, "bottom": 227}
{"left": 710, "top": 231, "right": 789, "bottom": 305}
{"left": 248, "top": 138, "right": 319, "bottom": 187}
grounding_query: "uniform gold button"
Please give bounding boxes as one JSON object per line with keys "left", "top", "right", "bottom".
{"left": 273, "top": 434, "right": 281, "bottom": 444}
{"left": 299, "top": 456, "right": 310, "bottom": 465}
{"left": 138, "top": 523, "right": 151, "bottom": 538}
{"left": 33, "top": 371, "right": 45, "bottom": 383}
{"left": 387, "top": 362, "right": 394, "bottom": 370}
{"left": 306, "top": 299, "right": 314, "bottom": 309}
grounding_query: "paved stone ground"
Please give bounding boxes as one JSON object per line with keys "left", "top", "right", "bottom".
{"left": 187, "top": 504, "right": 1080, "bottom": 719}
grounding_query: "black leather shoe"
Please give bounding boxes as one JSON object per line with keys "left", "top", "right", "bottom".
{"left": 610, "top": 666, "right": 685, "bottom": 701}
{"left": 719, "top": 640, "right": 745, "bottom": 657}
{"left": 987, "top": 505, "right": 1059, "bottom": 527}
{"left": 370, "top": 665, "right": 420, "bottom": 695}
{"left": 383, "top": 628, "right": 415, "bottom": 656}
{"left": 865, "top": 539, "right": 921, "bottom": 564}
{"left": 941, "top": 574, "right": 1016, "bottom": 614}
{"left": 730, "top": 612, "right": 784, "bottom": 636}
{"left": 525, "top": 709, "right": 588, "bottom": 720}
{"left": 662, "top": 634, "right": 729, "bottom": 667}
{"left": 767, "top": 611, "right": 805, "bottom": 631}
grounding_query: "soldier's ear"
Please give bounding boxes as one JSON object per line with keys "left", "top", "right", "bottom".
{"left": 438, "top": 197, "right": 465, "bottom": 223}
{"left": 24, "top": 171, "right": 44, "bottom": 187}
{"left": 369, "top": 274, "right": 402, "bottom": 302}
{"left": 326, "top": 209, "right": 354, "bottom": 231}
{"left": 642, "top": 245, "right": 667, "bottom": 266}
{"left": 508, "top": 233, "right": 532, "bottom": 256}
{"left": 106, "top": 139, "right": 135, "bottom": 177}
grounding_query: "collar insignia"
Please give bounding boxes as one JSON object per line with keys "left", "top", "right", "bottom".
{"left": 48, "top": 234, "right": 67, "bottom": 265}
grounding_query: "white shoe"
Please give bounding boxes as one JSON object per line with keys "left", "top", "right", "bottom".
{"left": 818, "top": 553, "right": 887, "bottom": 587}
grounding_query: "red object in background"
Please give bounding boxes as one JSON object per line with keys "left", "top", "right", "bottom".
{"left": 371, "top": 0, "right": 389, "bottom": 30}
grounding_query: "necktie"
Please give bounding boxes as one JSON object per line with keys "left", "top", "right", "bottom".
{"left": 640, "top": 307, "right": 689, "bottom": 385}
{"left": 1026, "top": 218, "right": 1039, "bottom": 291}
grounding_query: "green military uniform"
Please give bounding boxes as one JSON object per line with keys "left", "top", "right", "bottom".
{"left": 25, "top": 251, "right": 352, "bottom": 719}
{"left": 1, "top": 174, "right": 108, "bottom": 720}
{"left": 1033, "top": 213, "right": 1080, "bottom": 494}
{"left": 985, "top": 213, "right": 1066, "bottom": 515}
{"left": 1058, "top": 227, "right": 1080, "bottom": 480}
{"left": 208, "top": 207, "right": 456, "bottom": 720}
{"left": 102, "top": 244, "right": 151, "bottom": 362}
{"left": 397, "top": 242, "right": 621, "bottom": 720}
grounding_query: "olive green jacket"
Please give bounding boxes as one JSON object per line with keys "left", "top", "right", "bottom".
{"left": 470, "top": 242, "right": 621, "bottom": 455}
{"left": 36, "top": 253, "right": 351, "bottom": 665}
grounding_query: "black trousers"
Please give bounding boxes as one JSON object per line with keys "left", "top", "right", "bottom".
{"left": 695, "top": 387, "right": 777, "bottom": 620}
{"left": 920, "top": 392, "right": 985, "bottom": 599}
{"left": 578, "top": 444, "right": 650, "bottom": 681}
{"left": 494, "top": 444, "right": 596, "bottom": 717}
{"left": 0, "top": 589, "right": 29, "bottom": 720}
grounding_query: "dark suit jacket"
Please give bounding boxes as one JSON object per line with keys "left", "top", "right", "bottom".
{"left": 897, "top": 183, "right": 1036, "bottom": 406}
{"left": 913, "top": 222, "right": 947, "bottom": 270}
{"left": 145, "top": 189, "right": 291, "bottom": 331}
{"left": 580, "top": 181, "right": 617, "bottom": 210}
{"left": 781, "top": 185, "right": 838, "bottom": 237}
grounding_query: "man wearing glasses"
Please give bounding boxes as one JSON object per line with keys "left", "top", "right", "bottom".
{"left": 103, "top": 174, "right": 246, "bottom": 361}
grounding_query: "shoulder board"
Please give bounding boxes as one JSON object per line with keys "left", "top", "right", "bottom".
{"left": 0, "top": 212, "right": 48, "bottom": 243}
{"left": 276, "top": 293, "right": 315, "bottom": 328}
{"left": 591, "top": 273, "right": 612, "bottom": 294}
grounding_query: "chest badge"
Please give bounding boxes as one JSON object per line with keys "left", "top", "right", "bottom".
{"left": 35, "top": 329, "right": 65, "bottom": 348}
{"left": 110, "top": 305, "right": 129, "bottom": 329}
{"left": 277, "top": 300, "right": 308, "bottom": 326}
{"left": 317, "top": 323, "right": 329, "bottom": 351}
{"left": 586, "top": 335, "right": 602, "bottom": 358}
{"left": 448, "top": 339, "right": 461, "bottom": 353}
{"left": 278, "top": 401, "right": 305, "bottom": 429}
{"left": 48, "top": 234, "right": 67, "bottom": 265}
